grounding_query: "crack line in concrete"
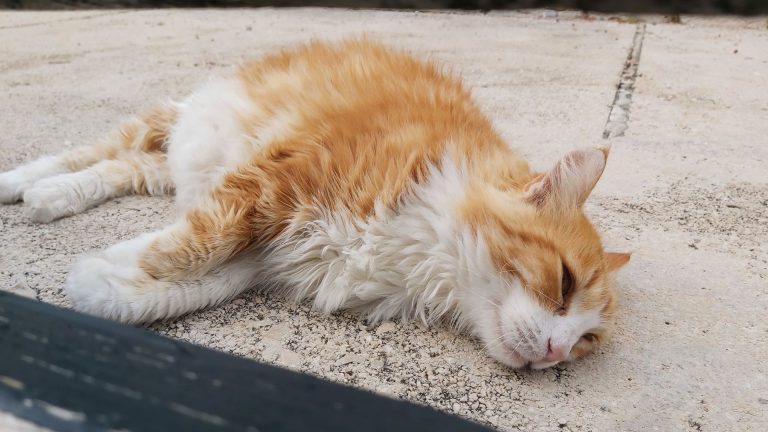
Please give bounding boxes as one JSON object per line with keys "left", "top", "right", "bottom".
{"left": 602, "top": 24, "right": 646, "bottom": 139}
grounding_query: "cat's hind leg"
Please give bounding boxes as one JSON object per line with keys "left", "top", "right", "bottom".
{"left": 23, "top": 152, "right": 172, "bottom": 223}
{"left": 0, "top": 119, "right": 149, "bottom": 203}
{"left": 0, "top": 105, "right": 177, "bottom": 221}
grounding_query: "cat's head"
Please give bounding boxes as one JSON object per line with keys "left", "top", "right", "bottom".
{"left": 460, "top": 147, "right": 629, "bottom": 369}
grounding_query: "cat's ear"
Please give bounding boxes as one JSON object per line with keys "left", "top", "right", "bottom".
{"left": 605, "top": 252, "right": 631, "bottom": 272}
{"left": 524, "top": 147, "right": 608, "bottom": 210}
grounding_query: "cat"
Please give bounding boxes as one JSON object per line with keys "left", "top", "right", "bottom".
{"left": 0, "top": 39, "right": 629, "bottom": 369}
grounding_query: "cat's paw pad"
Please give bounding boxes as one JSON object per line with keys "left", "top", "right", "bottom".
{"left": 65, "top": 255, "right": 146, "bottom": 323}
{"left": 22, "top": 179, "right": 79, "bottom": 223}
{"left": 0, "top": 170, "right": 31, "bottom": 204}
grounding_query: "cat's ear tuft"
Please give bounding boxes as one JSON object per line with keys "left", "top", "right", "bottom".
{"left": 605, "top": 252, "right": 631, "bottom": 272}
{"left": 524, "top": 147, "right": 608, "bottom": 211}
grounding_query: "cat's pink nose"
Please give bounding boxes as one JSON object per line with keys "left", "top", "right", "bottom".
{"left": 543, "top": 339, "right": 569, "bottom": 363}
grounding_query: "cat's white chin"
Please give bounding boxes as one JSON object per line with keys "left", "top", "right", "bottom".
{"left": 489, "top": 342, "right": 530, "bottom": 369}
{"left": 477, "top": 309, "right": 568, "bottom": 369}
{"left": 486, "top": 339, "right": 565, "bottom": 370}
{"left": 476, "top": 317, "right": 535, "bottom": 369}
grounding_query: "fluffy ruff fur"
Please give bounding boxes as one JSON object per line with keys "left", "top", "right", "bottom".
{"left": 0, "top": 39, "right": 629, "bottom": 369}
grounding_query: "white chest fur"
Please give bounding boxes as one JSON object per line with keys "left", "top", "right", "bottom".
{"left": 260, "top": 159, "right": 492, "bottom": 326}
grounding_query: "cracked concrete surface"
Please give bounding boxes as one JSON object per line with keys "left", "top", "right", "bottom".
{"left": 1, "top": 9, "right": 766, "bottom": 431}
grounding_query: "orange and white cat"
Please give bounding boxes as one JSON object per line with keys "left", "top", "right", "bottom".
{"left": 0, "top": 39, "right": 629, "bottom": 369}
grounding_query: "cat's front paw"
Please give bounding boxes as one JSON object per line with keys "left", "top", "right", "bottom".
{"left": 0, "top": 170, "right": 32, "bottom": 204}
{"left": 23, "top": 178, "right": 79, "bottom": 223}
{"left": 65, "top": 255, "right": 148, "bottom": 323}
{"left": 65, "top": 233, "right": 162, "bottom": 323}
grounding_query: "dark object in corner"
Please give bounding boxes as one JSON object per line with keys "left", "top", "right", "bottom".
{"left": 0, "top": 291, "right": 492, "bottom": 432}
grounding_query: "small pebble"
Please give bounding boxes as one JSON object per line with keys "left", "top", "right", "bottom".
{"left": 376, "top": 321, "right": 397, "bottom": 335}
{"left": 335, "top": 354, "right": 361, "bottom": 366}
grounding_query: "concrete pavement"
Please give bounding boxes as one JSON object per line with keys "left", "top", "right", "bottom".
{"left": 1, "top": 8, "right": 766, "bottom": 431}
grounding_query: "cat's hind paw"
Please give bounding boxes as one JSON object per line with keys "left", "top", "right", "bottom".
{"left": 0, "top": 170, "right": 32, "bottom": 204}
{"left": 0, "top": 157, "right": 65, "bottom": 204}
{"left": 22, "top": 179, "right": 79, "bottom": 223}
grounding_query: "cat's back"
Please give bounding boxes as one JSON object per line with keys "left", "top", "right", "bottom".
{"left": 236, "top": 39, "right": 500, "bottom": 144}
{"left": 239, "top": 39, "right": 464, "bottom": 113}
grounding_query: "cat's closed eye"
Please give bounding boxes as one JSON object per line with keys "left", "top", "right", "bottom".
{"left": 560, "top": 262, "right": 573, "bottom": 305}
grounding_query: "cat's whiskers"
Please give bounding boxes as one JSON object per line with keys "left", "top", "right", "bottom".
{"left": 484, "top": 299, "right": 529, "bottom": 354}
{"left": 485, "top": 329, "right": 527, "bottom": 357}
{"left": 475, "top": 295, "right": 500, "bottom": 309}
